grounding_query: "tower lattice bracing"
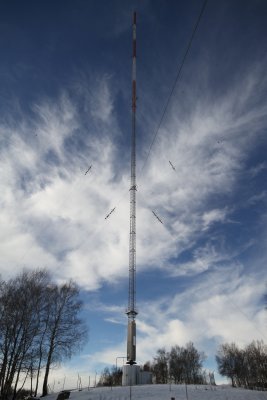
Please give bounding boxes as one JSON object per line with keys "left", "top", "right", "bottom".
{"left": 126, "top": 11, "right": 138, "bottom": 365}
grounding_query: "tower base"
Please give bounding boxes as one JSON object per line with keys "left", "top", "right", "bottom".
{"left": 122, "top": 364, "right": 140, "bottom": 386}
{"left": 122, "top": 364, "right": 152, "bottom": 386}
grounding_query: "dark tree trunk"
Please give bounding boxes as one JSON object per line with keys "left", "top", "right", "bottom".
{"left": 42, "top": 340, "right": 54, "bottom": 397}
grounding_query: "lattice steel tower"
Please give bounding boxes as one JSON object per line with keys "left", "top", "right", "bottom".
{"left": 126, "top": 11, "right": 137, "bottom": 365}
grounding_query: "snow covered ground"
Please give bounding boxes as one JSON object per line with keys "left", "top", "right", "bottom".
{"left": 45, "top": 384, "right": 267, "bottom": 400}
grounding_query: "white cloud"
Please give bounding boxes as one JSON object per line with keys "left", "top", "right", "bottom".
{"left": 33, "top": 93, "right": 78, "bottom": 159}
{"left": 247, "top": 190, "right": 267, "bottom": 205}
{"left": 76, "top": 261, "right": 266, "bottom": 374}
{"left": 249, "top": 161, "right": 267, "bottom": 178}
{"left": 89, "top": 76, "right": 114, "bottom": 122}
{"left": 202, "top": 208, "right": 228, "bottom": 230}
{"left": 1, "top": 63, "right": 267, "bottom": 290}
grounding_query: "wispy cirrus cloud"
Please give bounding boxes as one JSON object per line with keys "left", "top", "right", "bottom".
{"left": 82, "top": 259, "right": 266, "bottom": 375}
{"left": 1, "top": 61, "right": 267, "bottom": 290}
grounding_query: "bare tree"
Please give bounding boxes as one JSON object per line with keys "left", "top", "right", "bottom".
{"left": 0, "top": 270, "right": 88, "bottom": 399}
{"left": 169, "top": 342, "right": 206, "bottom": 384}
{"left": 245, "top": 340, "right": 267, "bottom": 388}
{"left": 216, "top": 343, "right": 240, "bottom": 387}
{"left": 216, "top": 340, "right": 267, "bottom": 389}
{"left": 152, "top": 348, "right": 169, "bottom": 383}
{"left": 42, "top": 281, "right": 88, "bottom": 396}
{"left": 169, "top": 345, "right": 183, "bottom": 383}
{"left": 183, "top": 342, "right": 206, "bottom": 384}
{"left": 98, "top": 366, "right": 123, "bottom": 387}
{"left": 0, "top": 270, "right": 50, "bottom": 400}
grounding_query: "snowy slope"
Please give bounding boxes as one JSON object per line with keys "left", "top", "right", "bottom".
{"left": 45, "top": 384, "right": 267, "bottom": 400}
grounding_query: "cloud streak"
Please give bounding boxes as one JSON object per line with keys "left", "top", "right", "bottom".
{"left": 1, "top": 60, "right": 266, "bottom": 286}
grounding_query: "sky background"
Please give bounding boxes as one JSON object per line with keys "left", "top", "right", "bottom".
{"left": 0, "top": 0, "right": 267, "bottom": 390}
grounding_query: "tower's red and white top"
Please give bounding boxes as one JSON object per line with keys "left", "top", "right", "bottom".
{"left": 132, "top": 11, "right": 137, "bottom": 112}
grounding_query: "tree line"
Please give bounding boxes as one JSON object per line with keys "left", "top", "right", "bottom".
{"left": 98, "top": 342, "right": 211, "bottom": 386}
{"left": 98, "top": 366, "right": 122, "bottom": 387}
{"left": 0, "top": 269, "right": 88, "bottom": 400}
{"left": 216, "top": 340, "right": 267, "bottom": 389}
{"left": 147, "top": 343, "right": 208, "bottom": 385}
{"left": 99, "top": 339, "right": 267, "bottom": 390}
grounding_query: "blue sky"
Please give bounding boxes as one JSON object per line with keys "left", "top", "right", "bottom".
{"left": 0, "top": 0, "right": 267, "bottom": 389}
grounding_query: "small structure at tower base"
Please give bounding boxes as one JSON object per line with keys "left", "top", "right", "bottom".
{"left": 122, "top": 365, "right": 152, "bottom": 386}
{"left": 122, "top": 364, "right": 139, "bottom": 386}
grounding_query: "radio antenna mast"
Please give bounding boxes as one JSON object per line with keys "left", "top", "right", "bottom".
{"left": 126, "top": 10, "right": 138, "bottom": 365}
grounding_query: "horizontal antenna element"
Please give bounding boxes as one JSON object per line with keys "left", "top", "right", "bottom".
{"left": 104, "top": 207, "right": 116, "bottom": 220}
{"left": 152, "top": 210, "right": 163, "bottom": 224}
{"left": 169, "top": 160, "right": 176, "bottom": 171}
{"left": 85, "top": 165, "right": 92, "bottom": 175}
